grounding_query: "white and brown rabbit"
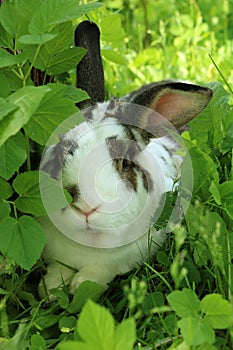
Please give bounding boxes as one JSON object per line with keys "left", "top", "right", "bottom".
{"left": 38, "top": 21, "right": 212, "bottom": 297}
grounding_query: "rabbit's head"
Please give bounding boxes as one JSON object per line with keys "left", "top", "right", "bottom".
{"left": 41, "top": 81, "right": 212, "bottom": 248}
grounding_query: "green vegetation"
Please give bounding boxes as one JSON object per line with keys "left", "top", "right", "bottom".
{"left": 0, "top": 0, "right": 233, "bottom": 349}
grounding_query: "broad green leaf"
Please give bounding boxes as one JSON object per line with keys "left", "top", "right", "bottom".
{"left": 218, "top": 181, "right": 233, "bottom": 219}
{"left": 29, "top": 0, "right": 102, "bottom": 35}
{"left": 0, "top": 69, "right": 23, "bottom": 96}
{"left": 0, "top": 200, "right": 10, "bottom": 222}
{"left": 27, "top": 22, "right": 74, "bottom": 71}
{"left": 114, "top": 318, "right": 136, "bottom": 350}
{"left": 101, "top": 15, "right": 125, "bottom": 42}
{"left": 0, "top": 71, "right": 11, "bottom": 98}
{"left": 13, "top": 171, "right": 71, "bottom": 216}
{"left": 0, "top": 132, "right": 26, "bottom": 180}
{"left": 188, "top": 146, "right": 219, "bottom": 197}
{"left": 50, "top": 289, "right": 69, "bottom": 309}
{"left": 142, "top": 291, "right": 165, "bottom": 313}
{"left": 46, "top": 47, "right": 86, "bottom": 75}
{"left": 209, "top": 181, "right": 221, "bottom": 205}
{"left": 24, "top": 84, "right": 78, "bottom": 145}
{"left": 0, "top": 177, "right": 13, "bottom": 199}
{"left": 189, "top": 82, "right": 228, "bottom": 152}
{"left": 77, "top": 300, "right": 115, "bottom": 349}
{"left": 59, "top": 316, "right": 76, "bottom": 333}
{"left": 13, "top": 171, "right": 45, "bottom": 216}
{"left": 68, "top": 281, "right": 104, "bottom": 313}
{"left": 0, "top": 22, "right": 14, "bottom": 49}
{"left": 201, "top": 294, "right": 233, "bottom": 329}
{"left": 0, "top": 49, "right": 27, "bottom": 68}
{"left": 221, "top": 109, "right": 233, "bottom": 154}
{"left": 18, "top": 33, "right": 57, "bottom": 45}
{"left": 0, "top": 0, "right": 41, "bottom": 38}
{"left": 29, "top": 334, "right": 46, "bottom": 350}
{"left": 102, "top": 49, "right": 127, "bottom": 65}
{"left": 63, "top": 86, "right": 89, "bottom": 104}
{"left": 39, "top": 171, "right": 72, "bottom": 214}
{"left": 167, "top": 289, "right": 201, "bottom": 317}
{"left": 0, "top": 216, "right": 45, "bottom": 270}
{"left": 0, "top": 86, "right": 50, "bottom": 147}
{"left": 59, "top": 341, "right": 88, "bottom": 350}
{"left": 178, "top": 317, "right": 215, "bottom": 346}
{"left": 0, "top": 98, "right": 18, "bottom": 121}
{"left": 34, "top": 314, "right": 61, "bottom": 330}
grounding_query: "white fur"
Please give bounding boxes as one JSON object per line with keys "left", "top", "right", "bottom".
{"left": 39, "top": 103, "right": 181, "bottom": 297}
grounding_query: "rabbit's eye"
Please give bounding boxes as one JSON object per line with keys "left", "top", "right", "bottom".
{"left": 67, "top": 141, "right": 79, "bottom": 156}
{"left": 65, "top": 184, "right": 80, "bottom": 201}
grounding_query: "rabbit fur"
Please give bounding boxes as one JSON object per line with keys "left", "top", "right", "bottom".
{"left": 38, "top": 83, "right": 212, "bottom": 297}
{"left": 38, "top": 22, "right": 213, "bottom": 298}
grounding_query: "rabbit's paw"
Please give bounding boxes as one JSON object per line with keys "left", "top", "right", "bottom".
{"left": 39, "top": 262, "right": 74, "bottom": 300}
{"left": 69, "top": 267, "right": 116, "bottom": 294}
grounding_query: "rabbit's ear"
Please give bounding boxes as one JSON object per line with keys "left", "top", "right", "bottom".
{"left": 126, "top": 81, "right": 213, "bottom": 130}
{"left": 75, "top": 21, "right": 105, "bottom": 109}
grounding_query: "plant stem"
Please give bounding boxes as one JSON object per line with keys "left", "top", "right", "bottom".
{"left": 209, "top": 54, "right": 233, "bottom": 95}
{"left": 24, "top": 44, "right": 41, "bottom": 84}
{"left": 0, "top": 297, "right": 9, "bottom": 339}
{"left": 24, "top": 132, "right": 31, "bottom": 171}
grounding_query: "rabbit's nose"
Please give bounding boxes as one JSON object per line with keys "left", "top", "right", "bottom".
{"left": 71, "top": 203, "right": 100, "bottom": 223}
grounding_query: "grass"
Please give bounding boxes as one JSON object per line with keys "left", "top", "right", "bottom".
{"left": 1, "top": 0, "right": 233, "bottom": 349}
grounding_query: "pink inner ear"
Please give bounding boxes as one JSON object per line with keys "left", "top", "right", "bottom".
{"left": 152, "top": 93, "right": 193, "bottom": 121}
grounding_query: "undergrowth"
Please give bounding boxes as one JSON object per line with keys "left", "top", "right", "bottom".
{"left": 0, "top": 0, "right": 233, "bottom": 349}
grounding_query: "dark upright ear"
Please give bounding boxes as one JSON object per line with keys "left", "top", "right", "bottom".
{"left": 123, "top": 81, "right": 213, "bottom": 130}
{"left": 75, "top": 21, "right": 105, "bottom": 109}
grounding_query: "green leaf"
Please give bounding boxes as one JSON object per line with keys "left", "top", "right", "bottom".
{"left": 167, "top": 289, "right": 201, "bottom": 317}
{"left": 189, "top": 82, "right": 228, "bottom": 152}
{"left": 0, "top": 177, "right": 13, "bottom": 199}
{"left": 18, "top": 33, "right": 57, "bottom": 45}
{"left": 59, "top": 316, "right": 76, "bottom": 333}
{"left": 188, "top": 146, "right": 219, "bottom": 196}
{"left": 24, "top": 83, "right": 78, "bottom": 145}
{"left": 102, "top": 49, "right": 127, "bottom": 65}
{"left": 77, "top": 300, "right": 115, "bottom": 349}
{"left": 201, "top": 294, "right": 233, "bottom": 329}
{"left": 46, "top": 47, "right": 86, "bottom": 75}
{"left": 29, "top": 334, "right": 46, "bottom": 350}
{"left": 59, "top": 341, "right": 88, "bottom": 350}
{"left": 114, "top": 318, "right": 136, "bottom": 350}
{"left": 27, "top": 22, "right": 73, "bottom": 71}
{"left": 221, "top": 109, "right": 233, "bottom": 154}
{"left": 63, "top": 86, "right": 89, "bottom": 104}
{"left": 34, "top": 314, "right": 61, "bottom": 330}
{"left": 0, "top": 216, "right": 45, "bottom": 270}
{"left": 0, "top": 71, "right": 11, "bottom": 98}
{"left": 0, "top": 200, "right": 10, "bottom": 222}
{"left": 39, "top": 171, "right": 72, "bottom": 214}
{"left": 0, "top": 132, "right": 26, "bottom": 180}
{"left": 13, "top": 171, "right": 46, "bottom": 216}
{"left": 29, "top": 0, "right": 102, "bottom": 35}
{"left": 13, "top": 171, "right": 71, "bottom": 216}
{"left": 68, "top": 281, "right": 104, "bottom": 313}
{"left": 218, "top": 181, "right": 233, "bottom": 219}
{"left": 0, "top": 22, "right": 14, "bottom": 49}
{"left": 0, "top": 86, "right": 49, "bottom": 147}
{"left": 0, "top": 98, "right": 18, "bottom": 121}
{"left": 0, "top": 49, "right": 27, "bottom": 68}
{"left": 209, "top": 181, "right": 221, "bottom": 205}
{"left": 178, "top": 317, "right": 215, "bottom": 346}
{"left": 0, "top": 0, "right": 41, "bottom": 38}
{"left": 50, "top": 289, "right": 69, "bottom": 309}
{"left": 101, "top": 15, "right": 125, "bottom": 42}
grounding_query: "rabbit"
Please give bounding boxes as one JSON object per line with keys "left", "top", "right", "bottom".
{"left": 38, "top": 21, "right": 213, "bottom": 298}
